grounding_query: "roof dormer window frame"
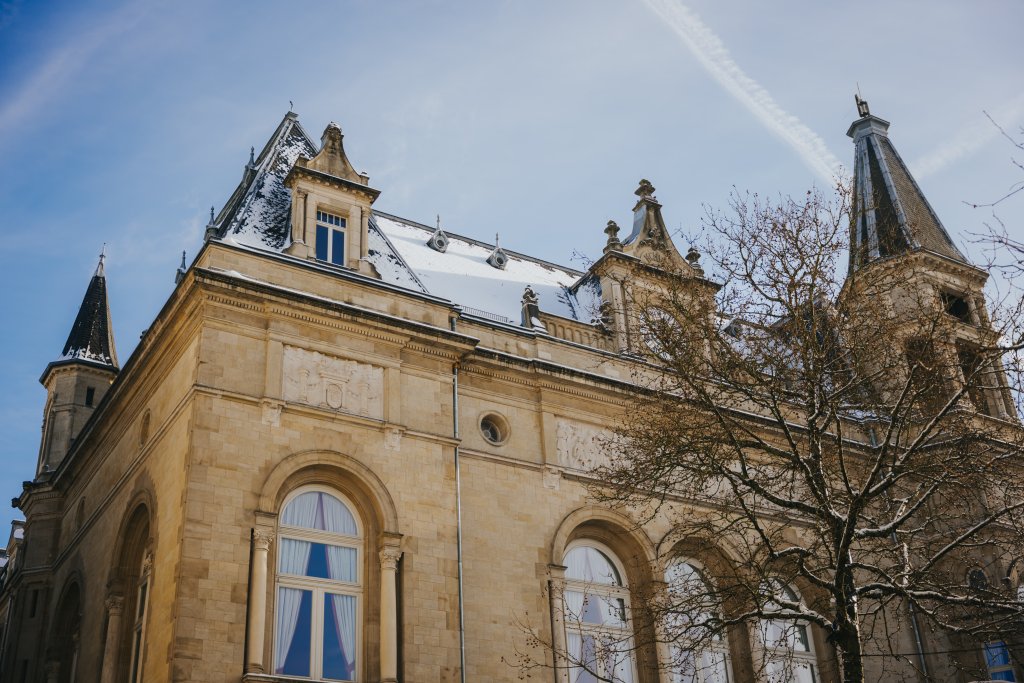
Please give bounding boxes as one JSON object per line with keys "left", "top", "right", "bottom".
{"left": 315, "top": 208, "right": 347, "bottom": 268}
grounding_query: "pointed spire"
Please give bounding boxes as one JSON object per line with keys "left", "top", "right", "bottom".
{"left": 175, "top": 250, "right": 187, "bottom": 284}
{"left": 848, "top": 96, "right": 968, "bottom": 272}
{"left": 205, "top": 206, "right": 218, "bottom": 242}
{"left": 58, "top": 250, "right": 118, "bottom": 369}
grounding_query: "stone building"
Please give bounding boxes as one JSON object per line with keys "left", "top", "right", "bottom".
{"left": 0, "top": 102, "right": 1018, "bottom": 683}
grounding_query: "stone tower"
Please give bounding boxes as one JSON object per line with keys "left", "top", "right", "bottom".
{"left": 846, "top": 95, "right": 1014, "bottom": 418}
{"left": 37, "top": 252, "right": 119, "bottom": 475}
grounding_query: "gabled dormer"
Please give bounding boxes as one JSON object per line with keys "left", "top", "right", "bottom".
{"left": 585, "top": 179, "right": 717, "bottom": 354}
{"left": 284, "top": 122, "right": 381, "bottom": 276}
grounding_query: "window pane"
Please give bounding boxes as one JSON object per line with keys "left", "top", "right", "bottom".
{"left": 332, "top": 229, "right": 345, "bottom": 265}
{"left": 565, "top": 546, "right": 622, "bottom": 585}
{"left": 991, "top": 672, "right": 1016, "bottom": 682}
{"left": 274, "top": 587, "right": 312, "bottom": 677}
{"left": 281, "top": 491, "right": 358, "bottom": 535}
{"left": 986, "top": 642, "right": 1012, "bottom": 667}
{"left": 564, "top": 590, "right": 626, "bottom": 628}
{"left": 279, "top": 539, "right": 357, "bottom": 582}
{"left": 323, "top": 593, "right": 357, "bottom": 681}
{"left": 567, "top": 632, "right": 598, "bottom": 683}
{"left": 316, "top": 225, "right": 329, "bottom": 261}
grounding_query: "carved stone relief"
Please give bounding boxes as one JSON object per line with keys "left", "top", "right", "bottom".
{"left": 282, "top": 346, "right": 383, "bottom": 419}
{"left": 555, "top": 418, "right": 613, "bottom": 471}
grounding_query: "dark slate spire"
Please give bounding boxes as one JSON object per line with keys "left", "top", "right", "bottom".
{"left": 59, "top": 250, "right": 118, "bottom": 368}
{"left": 847, "top": 96, "right": 968, "bottom": 272}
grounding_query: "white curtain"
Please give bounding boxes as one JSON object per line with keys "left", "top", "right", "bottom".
{"left": 320, "top": 493, "right": 358, "bottom": 536}
{"left": 279, "top": 538, "right": 313, "bottom": 576}
{"left": 565, "top": 546, "right": 619, "bottom": 585}
{"left": 282, "top": 492, "right": 320, "bottom": 529}
{"left": 324, "top": 544, "right": 357, "bottom": 583}
{"left": 327, "top": 593, "right": 357, "bottom": 680}
{"left": 274, "top": 587, "right": 306, "bottom": 674}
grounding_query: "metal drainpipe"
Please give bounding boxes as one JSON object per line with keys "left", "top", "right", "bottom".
{"left": 871, "top": 428, "right": 929, "bottom": 680}
{"left": 451, "top": 314, "right": 467, "bottom": 683}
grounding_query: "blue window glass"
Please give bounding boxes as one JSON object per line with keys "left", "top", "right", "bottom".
{"left": 331, "top": 229, "right": 345, "bottom": 265}
{"left": 275, "top": 588, "right": 312, "bottom": 677}
{"left": 323, "top": 593, "right": 357, "bottom": 680}
{"left": 316, "top": 225, "right": 329, "bottom": 262}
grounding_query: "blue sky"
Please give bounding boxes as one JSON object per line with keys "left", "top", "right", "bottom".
{"left": 1, "top": 0, "right": 1021, "bottom": 532}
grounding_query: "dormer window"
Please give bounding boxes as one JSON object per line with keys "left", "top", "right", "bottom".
{"left": 315, "top": 210, "right": 346, "bottom": 266}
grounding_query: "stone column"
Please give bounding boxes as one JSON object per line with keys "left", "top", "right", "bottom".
{"left": 246, "top": 530, "right": 274, "bottom": 673}
{"left": 548, "top": 564, "right": 570, "bottom": 683}
{"left": 379, "top": 545, "right": 402, "bottom": 683}
{"left": 99, "top": 596, "right": 124, "bottom": 683}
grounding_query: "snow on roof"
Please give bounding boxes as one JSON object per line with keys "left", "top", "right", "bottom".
{"left": 220, "top": 114, "right": 317, "bottom": 249}
{"left": 371, "top": 212, "right": 588, "bottom": 324}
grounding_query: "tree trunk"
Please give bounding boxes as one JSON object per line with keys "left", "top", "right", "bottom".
{"left": 839, "top": 635, "right": 865, "bottom": 683}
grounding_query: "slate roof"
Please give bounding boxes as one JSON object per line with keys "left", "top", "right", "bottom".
{"left": 848, "top": 112, "right": 968, "bottom": 271}
{"left": 58, "top": 257, "right": 118, "bottom": 368}
{"left": 213, "top": 112, "right": 601, "bottom": 326}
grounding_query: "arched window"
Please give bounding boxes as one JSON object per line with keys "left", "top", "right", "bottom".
{"left": 758, "top": 582, "right": 818, "bottom": 683}
{"left": 563, "top": 542, "right": 635, "bottom": 683}
{"left": 128, "top": 552, "right": 152, "bottom": 683}
{"left": 665, "top": 560, "right": 731, "bottom": 683}
{"left": 275, "top": 487, "right": 362, "bottom": 681}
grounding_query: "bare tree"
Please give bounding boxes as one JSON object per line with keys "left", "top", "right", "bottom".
{"left": 517, "top": 186, "right": 1024, "bottom": 683}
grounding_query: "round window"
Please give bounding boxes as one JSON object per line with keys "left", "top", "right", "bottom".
{"left": 479, "top": 413, "right": 509, "bottom": 445}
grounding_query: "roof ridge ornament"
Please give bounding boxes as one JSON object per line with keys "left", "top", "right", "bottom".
{"left": 204, "top": 206, "right": 218, "bottom": 242}
{"left": 603, "top": 220, "right": 622, "bottom": 253}
{"left": 175, "top": 250, "right": 187, "bottom": 284}
{"left": 486, "top": 233, "right": 508, "bottom": 270}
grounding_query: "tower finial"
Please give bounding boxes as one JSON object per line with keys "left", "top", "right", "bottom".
{"left": 855, "top": 93, "right": 870, "bottom": 117}
{"left": 96, "top": 244, "right": 107, "bottom": 276}
{"left": 437, "top": 214, "right": 441, "bottom": 230}
{"left": 289, "top": 100, "right": 294, "bottom": 112}
{"left": 248, "top": 146, "right": 255, "bottom": 167}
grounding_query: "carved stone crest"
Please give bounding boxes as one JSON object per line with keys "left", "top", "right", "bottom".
{"left": 283, "top": 346, "right": 383, "bottom": 419}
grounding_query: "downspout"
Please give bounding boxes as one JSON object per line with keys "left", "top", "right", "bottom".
{"left": 451, "top": 314, "right": 467, "bottom": 683}
{"left": 871, "top": 428, "right": 929, "bottom": 680}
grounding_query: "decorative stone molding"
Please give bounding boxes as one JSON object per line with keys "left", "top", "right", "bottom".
{"left": 105, "top": 595, "right": 125, "bottom": 615}
{"left": 282, "top": 346, "right": 383, "bottom": 419}
{"left": 379, "top": 546, "right": 402, "bottom": 571}
{"left": 555, "top": 418, "right": 613, "bottom": 470}
{"left": 253, "top": 530, "right": 274, "bottom": 552}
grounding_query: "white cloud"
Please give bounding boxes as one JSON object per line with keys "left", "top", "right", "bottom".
{"left": 0, "top": 2, "right": 145, "bottom": 142}
{"left": 641, "top": 0, "right": 843, "bottom": 184}
{"left": 910, "top": 93, "right": 1024, "bottom": 178}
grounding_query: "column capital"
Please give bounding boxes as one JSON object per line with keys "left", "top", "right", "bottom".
{"left": 253, "top": 529, "right": 274, "bottom": 552}
{"left": 105, "top": 595, "right": 125, "bottom": 615}
{"left": 379, "top": 546, "right": 402, "bottom": 571}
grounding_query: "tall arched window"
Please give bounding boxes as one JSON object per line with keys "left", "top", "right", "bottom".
{"left": 128, "top": 553, "right": 152, "bottom": 683}
{"left": 758, "top": 582, "right": 818, "bottom": 683}
{"left": 563, "top": 542, "right": 635, "bottom": 683}
{"left": 665, "top": 560, "right": 731, "bottom": 683}
{"left": 275, "top": 487, "right": 362, "bottom": 681}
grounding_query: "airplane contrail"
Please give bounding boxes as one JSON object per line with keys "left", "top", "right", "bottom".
{"left": 641, "top": 0, "right": 844, "bottom": 184}
{"left": 911, "top": 93, "right": 1024, "bottom": 178}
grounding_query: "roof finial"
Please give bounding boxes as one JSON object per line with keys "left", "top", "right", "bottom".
{"left": 204, "top": 206, "right": 218, "bottom": 242}
{"left": 175, "top": 250, "right": 187, "bottom": 284}
{"left": 248, "top": 146, "right": 255, "bottom": 167}
{"left": 436, "top": 214, "right": 441, "bottom": 230}
{"left": 96, "top": 244, "right": 107, "bottom": 277}
{"left": 855, "top": 92, "right": 870, "bottom": 117}
{"left": 289, "top": 100, "right": 294, "bottom": 112}
{"left": 495, "top": 233, "right": 500, "bottom": 247}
